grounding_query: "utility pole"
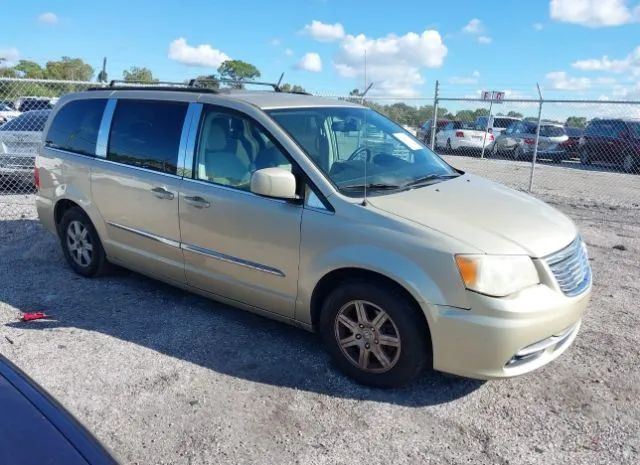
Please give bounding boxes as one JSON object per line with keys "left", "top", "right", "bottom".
{"left": 528, "top": 83, "right": 544, "bottom": 192}
{"left": 430, "top": 80, "right": 439, "bottom": 150}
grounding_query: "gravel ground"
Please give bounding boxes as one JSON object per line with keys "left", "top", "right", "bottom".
{"left": 0, "top": 162, "right": 639, "bottom": 465}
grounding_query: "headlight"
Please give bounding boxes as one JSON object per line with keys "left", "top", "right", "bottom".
{"left": 455, "top": 255, "right": 539, "bottom": 297}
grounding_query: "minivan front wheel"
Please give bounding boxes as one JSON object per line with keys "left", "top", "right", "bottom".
{"left": 58, "top": 207, "right": 108, "bottom": 277}
{"left": 320, "top": 281, "right": 430, "bottom": 388}
{"left": 622, "top": 153, "right": 637, "bottom": 173}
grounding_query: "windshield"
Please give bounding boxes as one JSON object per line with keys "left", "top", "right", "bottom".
{"left": 539, "top": 125, "right": 566, "bottom": 137}
{"left": 628, "top": 122, "right": 640, "bottom": 139}
{"left": 268, "top": 107, "right": 458, "bottom": 195}
{"left": 0, "top": 111, "right": 50, "bottom": 131}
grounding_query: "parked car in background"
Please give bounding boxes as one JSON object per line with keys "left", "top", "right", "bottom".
{"left": 435, "top": 120, "right": 493, "bottom": 153}
{"left": 491, "top": 121, "right": 569, "bottom": 162}
{"left": 36, "top": 87, "right": 591, "bottom": 387}
{"left": 563, "top": 126, "right": 583, "bottom": 157}
{"left": 0, "top": 110, "right": 50, "bottom": 185}
{"left": 16, "top": 97, "right": 57, "bottom": 112}
{"left": 0, "top": 102, "right": 20, "bottom": 126}
{"left": 474, "top": 116, "right": 521, "bottom": 138}
{"left": 0, "top": 355, "right": 117, "bottom": 465}
{"left": 416, "top": 118, "right": 450, "bottom": 144}
{"left": 579, "top": 118, "right": 640, "bottom": 173}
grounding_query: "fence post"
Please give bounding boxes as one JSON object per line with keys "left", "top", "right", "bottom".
{"left": 528, "top": 83, "right": 544, "bottom": 192}
{"left": 480, "top": 99, "right": 493, "bottom": 159}
{"left": 430, "top": 80, "right": 439, "bottom": 150}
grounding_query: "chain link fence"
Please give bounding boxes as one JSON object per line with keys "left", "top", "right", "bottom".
{"left": 401, "top": 94, "right": 640, "bottom": 207}
{"left": 0, "top": 78, "right": 100, "bottom": 222}
{"left": 1, "top": 78, "right": 638, "bottom": 226}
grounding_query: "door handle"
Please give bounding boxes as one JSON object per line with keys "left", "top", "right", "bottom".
{"left": 184, "top": 195, "right": 210, "bottom": 208}
{"left": 151, "top": 186, "right": 175, "bottom": 200}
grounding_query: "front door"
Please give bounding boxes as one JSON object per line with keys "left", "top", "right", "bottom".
{"left": 179, "top": 105, "right": 302, "bottom": 318}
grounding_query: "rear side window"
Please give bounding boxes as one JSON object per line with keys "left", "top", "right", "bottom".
{"left": 539, "top": 126, "right": 565, "bottom": 137}
{"left": 46, "top": 99, "right": 106, "bottom": 155}
{"left": 107, "top": 100, "right": 188, "bottom": 175}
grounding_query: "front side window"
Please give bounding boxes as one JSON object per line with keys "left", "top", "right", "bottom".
{"left": 46, "top": 99, "right": 106, "bottom": 156}
{"left": 108, "top": 100, "right": 188, "bottom": 175}
{"left": 194, "top": 106, "right": 291, "bottom": 191}
{"left": 268, "top": 107, "right": 457, "bottom": 196}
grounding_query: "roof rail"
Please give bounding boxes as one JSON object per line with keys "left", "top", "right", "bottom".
{"left": 87, "top": 80, "right": 219, "bottom": 94}
{"left": 188, "top": 77, "right": 283, "bottom": 92}
{"left": 108, "top": 79, "right": 189, "bottom": 88}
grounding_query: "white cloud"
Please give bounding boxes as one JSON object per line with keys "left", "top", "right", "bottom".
{"left": 168, "top": 38, "right": 230, "bottom": 68}
{"left": 37, "top": 12, "right": 58, "bottom": 25}
{"left": 477, "top": 36, "right": 492, "bottom": 44}
{"left": 550, "top": 0, "right": 640, "bottom": 27}
{"left": 572, "top": 46, "right": 640, "bottom": 75}
{"left": 296, "top": 52, "right": 322, "bottom": 72}
{"left": 449, "top": 70, "right": 480, "bottom": 85}
{"left": 303, "top": 20, "right": 345, "bottom": 42}
{"left": 463, "top": 18, "right": 483, "bottom": 34}
{"left": 545, "top": 71, "right": 592, "bottom": 90}
{"left": 533, "top": 22, "right": 544, "bottom": 30}
{"left": 0, "top": 47, "right": 19, "bottom": 66}
{"left": 284, "top": 48, "right": 294, "bottom": 56}
{"left": 270, "top": 38, "right": 282, "bottom": 46}
{"left": 334, "top": 30, "right": 448, "bottom": 97}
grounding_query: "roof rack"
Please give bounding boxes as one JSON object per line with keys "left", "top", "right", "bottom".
{"left": 188, "top": 77, "right": 283, "bottom": 92}
{"left": 87, "top": 80, "right": 219, "bottom": 94}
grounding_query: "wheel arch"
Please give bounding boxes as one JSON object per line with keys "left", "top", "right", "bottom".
{"left": 309, "top": 267, "right": 432, "bottom": 345}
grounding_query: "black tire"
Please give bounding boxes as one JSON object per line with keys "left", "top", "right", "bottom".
{"left": 57, "top": 207, "right": 109, "bottom": 277}
{"left": 579, "top": 148, "right": 591, "bottom": 165}
{"left": 513, "top": 145, "right": 525, "bottom": 161}
{"left": 319, "top": 280, "right": 430, "bottom": 388}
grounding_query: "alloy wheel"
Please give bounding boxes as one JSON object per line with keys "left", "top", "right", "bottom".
{"left": 66, "top": 220, "right": 93, "bottom": 267}
{"left": 334, "top": 300, "right": 401, "bottom": 373}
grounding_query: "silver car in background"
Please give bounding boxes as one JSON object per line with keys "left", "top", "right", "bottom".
{"left": 491, "top": 121, "right": 569, "bottom": 162}
{"left": 0, "top": 110, "right": 50, "bottom": 188}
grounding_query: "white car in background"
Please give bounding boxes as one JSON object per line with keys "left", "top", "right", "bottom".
{"left": 0, "top": 103, "right": 20, "bottom": 126}
{"left": 435, "top": 120, "right": 494, "bottom": 152}
{"left": 0, "top": 110, "right": 50, "bottom": 187}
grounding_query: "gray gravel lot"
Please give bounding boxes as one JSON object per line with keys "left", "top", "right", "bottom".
{"left": 0, "top": 161, "right": 639, "bottom": 465}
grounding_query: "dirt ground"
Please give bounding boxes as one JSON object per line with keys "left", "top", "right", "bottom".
{"left": 0, "top": 164, "right": 639, "bottom": 464}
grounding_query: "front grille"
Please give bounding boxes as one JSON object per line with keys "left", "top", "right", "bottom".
{"left": 545, "top": 237, "right": 592, "bottom": 297}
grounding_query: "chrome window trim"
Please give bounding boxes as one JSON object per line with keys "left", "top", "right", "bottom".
{"left": 181, "top": 243, "right": 285, "bottom": 277}
{"left": 96, "top": 99, "right": 117, "bottom": 158}
{"left": 94, "top": 156, "right": 183, "bottom": 179}
{"left": 106, "top": 221, "right": 181, "bottom": 248}
{"left": 105, "top": 222, "right": 285, "bottom": 278}
{"left": 177, "top": 103, "right": 203, "bottom": 178}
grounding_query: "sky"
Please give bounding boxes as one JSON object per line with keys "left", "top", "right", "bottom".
{"left": 1, "top": 0, "right": 639, "bottom": 105}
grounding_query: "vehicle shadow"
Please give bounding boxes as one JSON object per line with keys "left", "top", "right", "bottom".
{"left": 0, "top": 219, "right": 484, "bottom": 407}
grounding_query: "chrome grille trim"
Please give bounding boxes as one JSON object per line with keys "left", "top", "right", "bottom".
{"left": 544, "top": 237, "right": 592, "bottom": 297}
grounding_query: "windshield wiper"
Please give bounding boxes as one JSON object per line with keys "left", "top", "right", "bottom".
{"left": 340, "top": 183, "right": 402, "bottom": 191}
{"left": 402, "top": 173, "right": 460, "bottom": 189}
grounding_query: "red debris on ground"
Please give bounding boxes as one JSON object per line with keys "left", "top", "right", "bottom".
{"left": 21, "top": 312, "right": 50, "bottom": 322}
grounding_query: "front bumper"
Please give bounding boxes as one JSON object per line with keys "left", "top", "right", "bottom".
{"left": 429, "top": 282, "right": 591, "bottom": 379}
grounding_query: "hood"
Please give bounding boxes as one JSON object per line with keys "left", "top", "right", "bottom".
{"left": 367, "top": 174, "right": 576, "bottom": 257}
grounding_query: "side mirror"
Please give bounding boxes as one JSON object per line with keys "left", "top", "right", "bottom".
{"left": 250, "top": 168, "right": 298, "bottom": 200}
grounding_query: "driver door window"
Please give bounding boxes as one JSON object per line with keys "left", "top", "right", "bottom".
{"left": 194, "top": 107, "right": 291, "bottom": 191}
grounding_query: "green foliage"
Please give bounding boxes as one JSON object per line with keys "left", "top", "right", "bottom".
{"left": 45, "top": 57, "right": 94, "bottom": 81}
{"left": 191, "top": 75, "right": 220, "bottom": 89}
{"left": 280, "top": 83, "right": 306, "bottom": 93}
{"left": 565, "top": 116, "right": 587, "bottom": 128}
{"left": 122, "top": 66, "right": 158, "bottom": 83}
{"left": 217, "top": 60, "right": 261, "bottom": 88}
{"left": 15, "top": 60, "right": 45, "bottom": 79}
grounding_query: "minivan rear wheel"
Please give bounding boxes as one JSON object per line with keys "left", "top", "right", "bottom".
{"left": 319, "top": 280, "right": 430, "bottom": 388}
{"left": 58, "top": 207, "right": 109, "bottom": 277}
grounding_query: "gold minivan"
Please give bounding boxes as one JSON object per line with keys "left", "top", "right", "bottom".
{"left": 35, "top": 85, "right": 592, "bottom": 387}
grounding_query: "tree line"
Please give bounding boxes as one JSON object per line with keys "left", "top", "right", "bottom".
{"left": 0, "top": 55, "right": 588, "bottom": 128}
